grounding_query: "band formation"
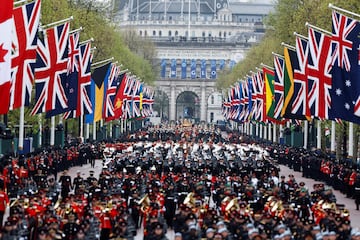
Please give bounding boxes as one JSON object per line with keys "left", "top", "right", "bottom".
{"left": 0, "top": 124, "right": 359, "bottom": 240}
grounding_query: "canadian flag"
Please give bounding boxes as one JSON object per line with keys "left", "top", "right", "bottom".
{"left": 0, "top": 0, "right": 13, "bottom": 114}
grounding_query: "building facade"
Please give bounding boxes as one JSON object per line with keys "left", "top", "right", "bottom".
{"left": 115, "top": 0, "right": 274, "bottom": 123}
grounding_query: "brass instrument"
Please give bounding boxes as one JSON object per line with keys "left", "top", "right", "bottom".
{"left": 139, "top": 194, "right": 150, "bottom": 212}
{"left": 225, "top": 198, "right": 240, "bottom": 212}
{"left": 184, "top": 192, "right": 195, "bottom": 207}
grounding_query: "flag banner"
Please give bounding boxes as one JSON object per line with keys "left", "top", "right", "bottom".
{"left": 191, "top": 59, "right": 196, "bottom": 79}
{"left": 131, "top": 80, "right": 143, "bottom": 119}
{"left": 64, "top": 32, "right": 80, "bottom": 114}
{"left": 264, "top": 67, "right": 276, "bottom": 122}
{"left": 64, "top": 42, "right": 93, "bottom": 119}
{"left": 239, "top": 80, "right": 249, "bottom": 122}
{"left": 247, "top": 77, "right": 253, "bottom": 120}
{"left": 85, "top": 62, "right": 111, "bottom": 123}
{"left": 329, "top": 11, "right": 360, "bottom": 124}
{"left": 255, "top": 71, "right": 265, "bottom": 123}
{"left": 104, "top": 64, "right": 120, "bottom": 121}
{"left": 123, "top": 77, "right": 136, "bottom": 119}
{"left": 0, "top": 0, "right": 13, "bottom": 114}
{"left": 307, "top": 27, "right": 332, "bottom": 120}
{"left": 211, "top": 60, "right": 217, "bottom": 79}
{"left": 222, "top": 90, "right": 232, "bottom": 120}
{"left": 142, "top": 86, "right": 155, "bottom": 117}
{"left": 219, "top": 59, "right": 225, "bottom": 70}
{"left": 110, "top": 72, "right": 127, "bottom": 120}
{"left": 32, "top": 22, "right": 70, "bottom": 116}
{"left": 281, "top": 47, "right": 297, "bottom": 119}
{"left": 170, "top": 59, "right": 176, "bottom": 78}
{"left": 160, "top": 59, "right": 166, "bottom": 78}
{"left": 201, "top": 59, "right": 206, "bottom": 78}
{"left": 249, "top": 74, "right": 258, "bottom": 120}
{"left": 10, "top": 0, "right": 41, "bottom": 110}
{"left": 273, "top": 55, "right": 285, "bottom": 120}
{"left": 181, "top": 59, "right": 187, "bottom": 79}
{"left": 290, "top": 37, "right": 311, "bottom": 119}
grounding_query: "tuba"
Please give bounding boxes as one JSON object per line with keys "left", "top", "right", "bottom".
{"left": 139, "top": 194, "right": 150, "bottom": 212}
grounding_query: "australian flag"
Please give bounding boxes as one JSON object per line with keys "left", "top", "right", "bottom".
{"left": 329, "top": 11, "right": 360, "bottom": 124}
{"left": 191, "top": 59, "right": 196, "bottom": 79}
{"left": 201, "top": 59, "right": 206, "bottom": 78}
{"left": 160, "top": 59, "right": 166, "bottom": 78}
{"left": 211, "top": 60, "right": 217, "bottom": 79}
{"left": 181, "top": 59, "right": 187, "bottom": 79}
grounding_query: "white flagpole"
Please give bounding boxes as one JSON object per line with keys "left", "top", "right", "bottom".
{"left": 109, "top": 122, "right": 113, "bottom": 138}
{"left": 80, "top": 114, "right": 84, "bottom": 141}
{"left": 18, "top": 105, "right": 25, "bottom": 152}
{"left": 273, "top": 123, "right": 276, "bottom": 143}
{"left": 92, "top": 121, "right": 96, "bottom": 141}
{"left": 303, "top": 120, "right": 309, "bottom": 149}
{"left": 85, "top": 122, "right": 90, "bottom": 140}
{"left": 259, "top": 124, "right": 263, "bottom": 139}
{"left": 50, "top": 116, "right": 55, "bottom": 146}
{"left": 255, "top": 123, "right": 259, "bottom": 137}
{"left": 40, "top": 16, "right": 73, "bottom": 31}
{"left": 305, "top": 22, "right": 332, "bottom": 35}
{"left": 316, "top": 120, "right": 321, "bottom": 149}
{"left": 349, "top": 122, "right": 354, "bottom": 157}
{"left": 329, "top": 3, "right": 360, "bottom": 19}
{"left": 263, "top": 124, "right": 267, "bottom": 140}
{"left": 268, "top": 123, "right": 272, "bottom": 141}
{"left": 330, "top": 121, "right": 336, "bottom": 152}
{"left": 249, "top": 122, "right": 253, "bottom": 137}
{"left": 279, "top": 124, "right": 283, "bottom": 138}
{"left": 38, "top": 115, "right": 42, "bottom": 147}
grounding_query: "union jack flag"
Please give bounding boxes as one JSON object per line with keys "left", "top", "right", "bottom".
{"left": 31, "top": 22, "right": 70, "bottom": 115}
{"left": 249, "top": 74, "right": 258, "bottom": 121}
{"left": 122, "top": 76, "right": 136, "bottom": 119}
{"left": 142, "top": 86, "right": 154, "bottom": 117}
{"left": 131, "top": 80, "right": 143, "bottom": 118}
{"left": 231, "top": 83, "right": 242, "bottom": 121}
{"left": 239, "top": 80, "right": 249, "bottom": 122}
{"left": 104, "top": 64, "right": 120, "bottom": 121}
{"left": 273, "top": 55, "right": 285, "bottom": 119}
{"left": 307, "top": 27, "right": 332, "bottom": 120}
{"left": 222, "top": 90, "right": 231, "bottom": 120}
{"left": 10, "top": 0, "right": 41, "bottom": 109}
{"left": 255, "top": 70, "right": 265, "bottom": 123}
{"left": 63, "top": 42, "right": 93, "bottom": 119}
{"left": 291, "top": 37, "right": 310, "bottom": 118}
{"left": 329, "top": 11, "right": 360, "bottom": 124}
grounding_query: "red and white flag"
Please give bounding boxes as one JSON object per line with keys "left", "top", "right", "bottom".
{"left": 0, "top": 0, "right": 13, "bottom": 114}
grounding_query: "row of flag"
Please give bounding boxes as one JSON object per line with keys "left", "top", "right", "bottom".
{"left": 222, "top": 6, "right": 360, "bottom": 125}
{"left": 160, "top": 59, "right": 236, "bottom": 79}
{"left": 0, "top": 0, "right": 154, "bottom": 122}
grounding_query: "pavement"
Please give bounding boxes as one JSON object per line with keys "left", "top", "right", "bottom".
{"left": 59, "top": 159, "right": 360, "bottom": 239}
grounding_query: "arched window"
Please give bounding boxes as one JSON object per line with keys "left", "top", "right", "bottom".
{"left": 168, "top": 30, "right": 172, "bottom": 36}
{"left": 144, "top": 30, "right": 147, "bottom": 36}
{"left": 175, "top": 31, "right": 178, "bottom": 36}
{"left": 211, "top": 95, "right": 215, "bottom": 104}
{"left": 159, "top": 30, "right": 162, "bottom": 36}
{"left": 202, "top": 31, "right": 206, "bottom": 37}
{"left": 219, "top": 31, "right": 222, "bottom": 37}
{"left": 153, "top": 30, "right": 156, "bottom": 36}
{"left": 139, "top": 30, "right": 142, "bottom": 36}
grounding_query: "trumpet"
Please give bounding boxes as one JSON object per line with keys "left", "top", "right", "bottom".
{"left": 225, "top": 198, "right": 240, "bottom": 212}
{"left": 184, "top": 192, "right": 195, "bottom": 207}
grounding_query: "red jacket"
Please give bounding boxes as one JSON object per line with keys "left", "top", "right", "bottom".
{"left": 0, "top": 190, "right": 9, "bottom": 212}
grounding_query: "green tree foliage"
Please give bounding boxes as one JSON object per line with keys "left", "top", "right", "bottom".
{"left": 7, "top": 0, "right": 156, "bottom": 134}
{"left": 217, "top": 0, "right": 360, "bottom": 89}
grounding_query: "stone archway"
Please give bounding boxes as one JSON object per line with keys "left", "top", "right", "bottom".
{"left": 176, "top": 91, "right": 200, "bottom": 122}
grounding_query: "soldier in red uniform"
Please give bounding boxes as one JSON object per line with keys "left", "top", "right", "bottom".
{"left": 0, "top": 185, "right": 9, "bottom": 228}
{"left": 99, "top": 208, "right": 113, "bottom": 240}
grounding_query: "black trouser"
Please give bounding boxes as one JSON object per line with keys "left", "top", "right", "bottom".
{"left": 100, "top": 228, "right": 111, "bottom": 240}
{"left": 0, "top": 210, "right": 4, "bottom": 228}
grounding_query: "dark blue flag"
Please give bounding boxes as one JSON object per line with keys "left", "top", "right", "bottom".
{"left": 170, "top": 59, "right": 176, "bottom": 78}
{"left": 160, "top": 59, "right": 166, "bottom": 78}
{"left": 181, "top": 59, "right": 187, "bottom": 79}
{"left": 329, "top": 11, "right": 360, "bottom": 124}
{"left": 219, "top": 59, "right": 225, "bottom": 70}
{"left": 211, "top": 60, "right": 217, "bottom": 79}
{"left": 191, "top": 59, "right": 196, "bottom": 79}
{"left": 201, "top": 59, "right": 206, "bottom": 78}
